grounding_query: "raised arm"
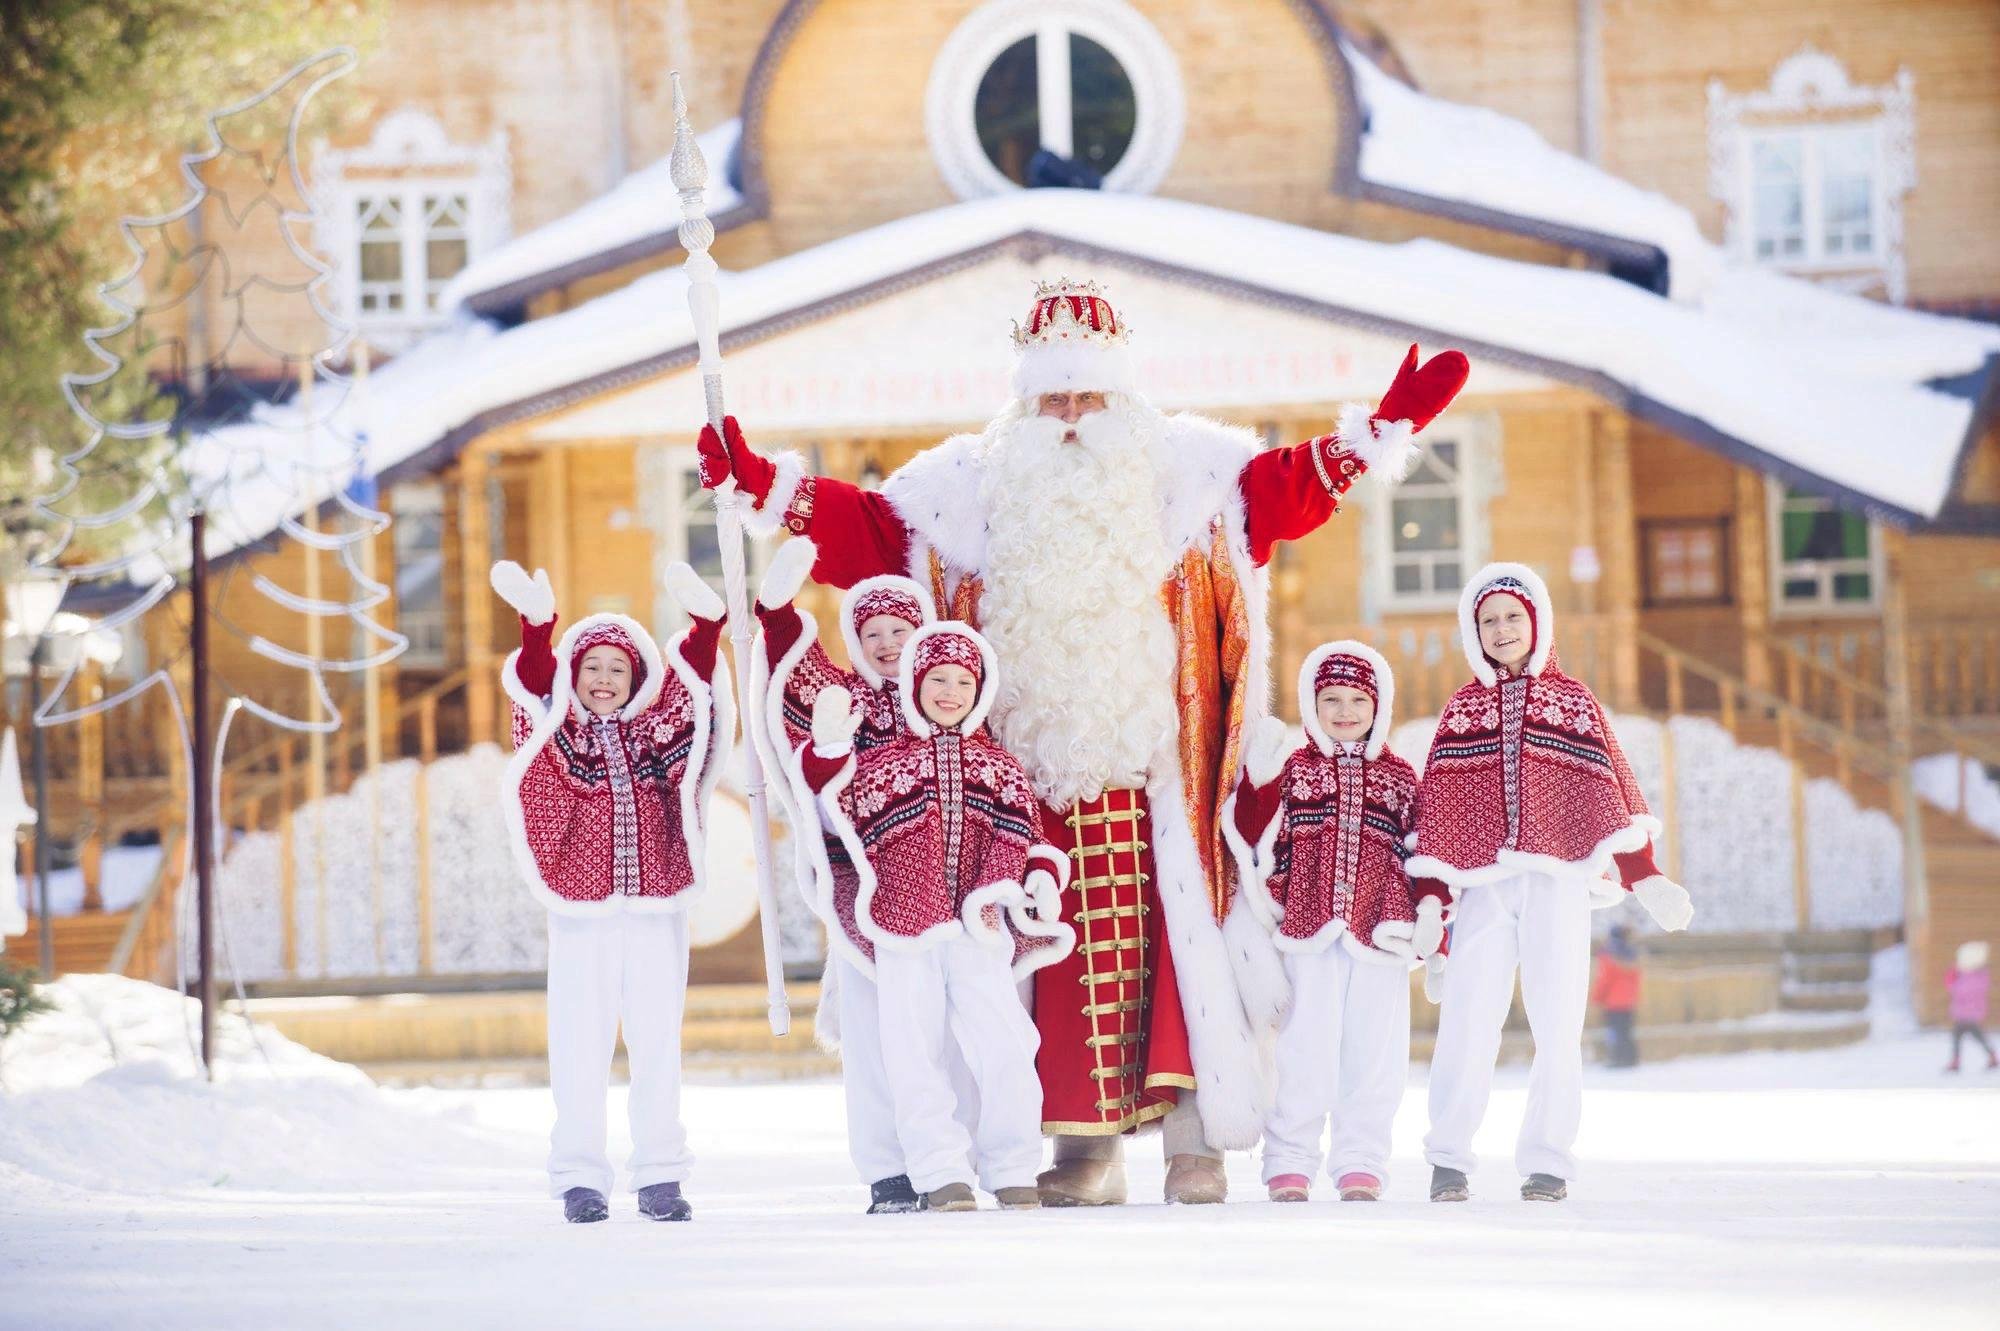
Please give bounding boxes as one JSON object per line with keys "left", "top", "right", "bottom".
{"left": 1239, "top": 345, "right": 1469, "bottom": 565}
{"left": 661, "top": 562, "right": 726, "bottom": 684}
{"left": 490, "top": 560, "right": 558, "bottom": 696}
{"left": 698, "top": 415, "right": 913, "bottom": 588}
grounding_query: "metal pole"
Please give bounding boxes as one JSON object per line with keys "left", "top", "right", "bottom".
{"left": 669, "top": 71, "right": 790, "bottom": 1038}
{"left": 30, "top": 637, "right": 52, "bottom": 978}
{"left": 190, "top": 509, "right": 216, "bottom": 1076}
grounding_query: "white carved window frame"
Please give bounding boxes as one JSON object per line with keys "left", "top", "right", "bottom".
{"left": 1707, "top": 46, "right": 1915, "bottom": 303}
{"left": 1765, "top": 478, "right": 1884, "bottom": 617}
{"left": 925, "top": 0, "right": 1185, "bottom": 201}
{"left": 312, "top": 110, "right": 512, "bottom": 348}
{"left": 1358, "top": 411, "right": 1504, "bottom": 618}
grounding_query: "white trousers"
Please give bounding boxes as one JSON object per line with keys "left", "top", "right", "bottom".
{"left": 1261, "top": 945, "right": 1411, "bottom": 1186}
{"left": 833, "top": 953, "right": 981, "bottom": 1186}
{"left": 545, "top": 909, "right": 693, "bottom": 1197}
{"left": 874, "top": 934, "right": 1044, "bottom": 1194}
{"left": 1424, "top": 872, "right": 1592, "bottom": 1180}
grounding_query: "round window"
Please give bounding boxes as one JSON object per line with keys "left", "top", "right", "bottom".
{"left": 927, "top": 1, "right": 1183, "bottom": 200}
{"left": 973, "top": 32, "right": 1137, "bottom": 186}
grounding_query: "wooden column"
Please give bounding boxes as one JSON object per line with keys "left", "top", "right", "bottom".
{"left": 532, "top": 447, "right": 573, "bottom": 613}
{"left": 459, "top": 447, "right": 497, "bottom": 745}
{"left": 76, "top": 660, "right": 104, "bottom": 911}
{"left": 1734, "top": 469, "right": 1773, "bottom": 691}
{"left": 1591, "top": 412, "right": 1641, "bottom": 712}
{"left": 1879, "top": 527, "right": 1927, "bottom": 938}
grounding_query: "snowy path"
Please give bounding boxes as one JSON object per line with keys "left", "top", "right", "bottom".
{"left": 5, "top": 1026, "right": 1997, "bottom": 1331}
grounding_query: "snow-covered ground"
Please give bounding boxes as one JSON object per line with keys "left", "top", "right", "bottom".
{"left": 3, "top": 975, "right": 1996, "bottom": 1331}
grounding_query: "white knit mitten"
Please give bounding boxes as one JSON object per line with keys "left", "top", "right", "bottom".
{"left": 1244, "top": 715, "right": 1292, "bottom": 787}
{"left": 811, "top": 685, "right": 862, "bottom": 755}
{"left": 489, "top": 560, "right": 555, "bottom": 626}
{"left": 1025, "top": 868, "right": 1062, "bottom": 922}
{"left": 1412, "top": 897, "right": 1446, "bottom": 959}
{"left": 1632, "top": 875, "right": 1694, "bottom": 932}
{"left": 664, "top": 561, "right": 725, "bottom": 622}
{"left": 758, "top": 537, "right": 817, "bottom": 610}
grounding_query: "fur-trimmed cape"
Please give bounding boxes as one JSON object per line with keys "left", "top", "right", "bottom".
{"left": 500, "top": 612, "right": 734, "bottom": 916}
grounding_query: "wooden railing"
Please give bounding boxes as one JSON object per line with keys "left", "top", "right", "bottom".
{"left": 1771, "top": 623, "right": 2000, "bottom": 721}
{"left": 99, "top": 668, "right": 472, "bottom": 982}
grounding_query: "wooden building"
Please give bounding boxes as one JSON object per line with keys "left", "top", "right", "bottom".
{"left": 10, "top": 0, "right": 2000, "bottom": 1024}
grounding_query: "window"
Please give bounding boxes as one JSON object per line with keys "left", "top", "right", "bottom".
{"left": 1360, "top": 415, "right": 1500, "bottom": 616}
{"left": 350, "top": 186, "right": 475, "bottom": 322}
{"left": 1746, "top": 125, "right": 1880, "bottom": 266}
{"left": 1708, "top": 47, "right": 1915, "bottom": 302}
{"left": 1388, "top": 442, "right": 1468, "bottom": 602}
{"left": 1771, "top": 484, "right": 1878, "bottom": 612}
{"left": 927, "top": 1, "right": 1183, "bottom": 200}
{"left": 313, "top": 110, "right": 510, "bottom": 348}
{"left": 390, "top": 483, "right": 448, "bottom": 667}
{"left": 1641, "top": 519, "right": 1731, "bottom": 607}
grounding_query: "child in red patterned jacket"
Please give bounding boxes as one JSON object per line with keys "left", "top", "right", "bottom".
{"left": 1407, "top": 561, "right": 1692, "bottom": 1205}
{"left": 801, "top": 622, "right": 1073, "bottom": 1213}
{"left": 491, "top": 558, "right": 733, "bottom": 1225}
{"left": 1224, "top": 641, "right": 1437, "bottom": 1203}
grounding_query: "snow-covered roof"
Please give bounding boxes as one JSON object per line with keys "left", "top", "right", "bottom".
{"left": 439, "top": 119, "right": 746, "bottom": 316}
{"left": 196, "top": 187, "right": 1998, "bottom": 557}
{"left": 1341, "top": 44, "right": 1722, "bottom": 301}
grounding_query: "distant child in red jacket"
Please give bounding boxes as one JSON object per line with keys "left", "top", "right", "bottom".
{"left": 1224, "top": 641, "right": 1436, "bottom": 1204}
{"left": 1945, "top": 940, "right": 1994, "bottom": 1073}
{"left": 491, "top": 559, "right": 733, "bottom": 1225}
{"left": 1591, "top": 925, "right": 1642, "bottom": 1068}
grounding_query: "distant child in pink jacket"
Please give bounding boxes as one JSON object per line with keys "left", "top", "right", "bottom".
{"left": 1945, "top": 940, "right": 1994, "bottom": 1073}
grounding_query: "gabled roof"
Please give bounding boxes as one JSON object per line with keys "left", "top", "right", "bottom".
{"left": 441, "top": 119, "right": 749, "bottom": 318}
{"left": 197, "top": 188, "right": 1998, "bottom": 565}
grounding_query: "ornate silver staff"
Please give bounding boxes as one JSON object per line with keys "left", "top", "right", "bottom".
{"left": 670, "top": 71, "right": 790, "bottom": 1037}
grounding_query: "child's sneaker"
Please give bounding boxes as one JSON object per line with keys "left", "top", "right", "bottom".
{"left": 1521, "top": 1173, "right": 1568, "bottom": 1202}
{"left": 995, "top": 1186, "right": 1041, "bottom": 1210}
{"left": 1336, "top": 1172, "right": 1382, "bottom": 1201}
{"left": 867, "top": 1175, "right": 921, "bottom": 1214}
{"left": 1267, "top": 1173, "right": 1311, "bottom": 1203}
{"left": 925, "top": 1183, "right": 977, "bottom": 1212}
{"left": 562, "top": 1187, "right": 609, "bottom": 1223}
{"left": 637, "top": 1182, "right": 692, "bottom": 1221}
{"left": 1429, "top": 1166, "right": 1469, "bottom": 1202}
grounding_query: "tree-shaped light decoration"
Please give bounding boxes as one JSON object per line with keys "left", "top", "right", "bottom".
{"left": 27, "top": 48, "right": 406, "bottom": 1071}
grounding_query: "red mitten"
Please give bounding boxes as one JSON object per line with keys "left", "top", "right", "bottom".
{"left": 696, "top": 416, "right": 779, "bottom": 504}
{"left": 1374, "top": 344, "right": 1470, "bottom": 434}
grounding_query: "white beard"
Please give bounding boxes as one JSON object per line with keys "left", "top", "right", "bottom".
{"left": 975, "top": 397, "right": 1180, "bottom": 808}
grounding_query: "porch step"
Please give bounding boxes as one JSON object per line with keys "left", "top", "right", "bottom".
{"left": 9, "top": 909, "right": 135, "bottom": 977}
{"left": 1778, "top": 984, "right": 1871, "bottom": 1014}
{"left": 1786, "top": 955, "right": 1872, "bottom": 986}
{"left": 246, "top": 983, "right": 826, "bottom": 1067}
{"left": 1411, "top": 1013, "right": 1871, "bottom": 1066}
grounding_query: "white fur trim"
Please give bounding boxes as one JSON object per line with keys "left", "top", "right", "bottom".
{"left": 1010, "top": 338, "right": 1136, "bottom": 400}
{"left": 663, "top": 561, "right": 724, "bottom": 622}
{"left": 1336, "top": 402, "right": 1421, "bottom": 484}
{"left": 1146, "top": 756, "right": 1270, "bottom": 1151}
{"left": 1297, "top": 639, "right": 1396, "bottom": 760}
{"left": 757, "top": 536, "right": 817, "bottom": 610}
{"left": 881, "top": 433, "right": 989, "bottom": 575}
{"left": 1405, "top": 813, "right": 1662, "bottom": 913}
{"left": 895, "top": 622, "right": 1001, "bottom": 739}
{"left": 839, "top": 574, "right": 936, "bottom": 689}
{"left": 742, "top": 450, "right": 810, "bottom": 539}
{"left": 498, "top": 612, "right": 727, "bottom": 918}
{"left": 1153, "top": 413, "right": 1261, "bottom": 557}
{"left": 1458, "top": 560, "right": 1556, "bottom": 687}
{"left": 1222, "top": 893, "right": 1290, "bottom": 1032}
